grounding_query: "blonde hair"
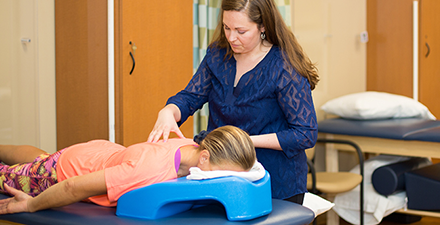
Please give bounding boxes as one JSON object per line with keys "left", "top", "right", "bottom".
{"left": 199, "top": 126, "right": 256, "bottom": 171}
{"left": 211, "top": 0, "right": 319, "bottom": 90}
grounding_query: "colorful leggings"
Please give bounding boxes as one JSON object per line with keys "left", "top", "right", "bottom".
{"left": 0, "top": 149, "right": 64, "bottom": 197}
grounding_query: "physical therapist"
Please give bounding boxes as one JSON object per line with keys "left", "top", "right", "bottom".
{"left": 148, "top": 0, "right": 319, "bottom": 205}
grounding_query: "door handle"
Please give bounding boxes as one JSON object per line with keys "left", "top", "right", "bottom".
{"left": 425, "top": 42, "right": 430, "bottom": 58}
{"left": 21, "top": 38, "right": 31, "bottom": 43}
{"left": 129, "top": 41, "right": 137, "bottom": 75}
{"left": 129, "top": 52, "right": 135, "bottom": 75}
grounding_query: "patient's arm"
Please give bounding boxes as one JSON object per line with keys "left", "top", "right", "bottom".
{"left": 0, "top": 170, "right": 107, "bottom": 214}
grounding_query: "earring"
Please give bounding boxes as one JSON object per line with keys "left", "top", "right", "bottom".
{"left": 260, "top": 32, "right": 266, "bottom": 40}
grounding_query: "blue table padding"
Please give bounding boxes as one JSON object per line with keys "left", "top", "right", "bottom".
{"left": 404, "top": 126, "right": 440, "bottom": 142}
{"left": 318, "top": 118, "right": 440, "bottom": 141}
{"left": 0, "top": 194, "right": 314, "bottom": 225}
{"left": 117, "top": 172, "right": 272, "bottom": 221}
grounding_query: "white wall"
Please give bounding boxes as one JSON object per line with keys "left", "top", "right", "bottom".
{"left": 0, "top": 0, "right": 56, "bottom": 153}
{"left": 292, "top": 0, "right": 367, "bottom": 171}
{"left": 292, "top": 0, "right": 367, "bottom": 122}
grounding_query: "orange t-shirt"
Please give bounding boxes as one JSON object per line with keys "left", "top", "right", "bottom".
{"left": 56, "top": 138, "right": 196, "bottom": 207}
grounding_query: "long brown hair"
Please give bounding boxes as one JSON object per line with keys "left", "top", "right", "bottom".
{"left": 210, "top": 0, "right": 319, "bottom": 90}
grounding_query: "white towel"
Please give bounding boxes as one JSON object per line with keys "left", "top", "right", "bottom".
{"left": 186, "top": 161, "right": 266, "bottom": 182}
{"left": 303, "top": 192, "right": 335, "bottom": 217}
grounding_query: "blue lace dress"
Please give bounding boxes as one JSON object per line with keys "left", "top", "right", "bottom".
{"left": 167, "top": 45, "right": 318, "bottom": 199}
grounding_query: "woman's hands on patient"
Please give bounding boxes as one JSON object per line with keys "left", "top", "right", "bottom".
{"left": 0, "top": 184, "right": 31, "bottom": 214}
{"left": 148, "top": 104, "right": 185, "bottom": 142}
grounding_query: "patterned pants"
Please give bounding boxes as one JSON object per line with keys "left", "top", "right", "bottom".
{"left": 0, "top": 149, "right": 64, "bottom": 197}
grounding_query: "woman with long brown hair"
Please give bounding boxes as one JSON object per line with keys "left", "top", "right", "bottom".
{"left": 149, "top": 0, "right": 319, "bottom": 205}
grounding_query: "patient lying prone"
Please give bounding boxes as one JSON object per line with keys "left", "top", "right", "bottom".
{"left": 0, "top": 125, "right": 256, "bottom": 214}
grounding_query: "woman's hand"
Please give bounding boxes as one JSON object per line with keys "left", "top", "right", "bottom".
{"left": 148, "top": 104, "right": 185, "bottom": 142}
{"left": 0, "top": 184, "right": 32, "bottom": 214}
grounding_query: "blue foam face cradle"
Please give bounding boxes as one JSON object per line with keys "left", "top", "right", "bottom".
{"left": 116, "top": 171, "right": 272, "bottom": 221}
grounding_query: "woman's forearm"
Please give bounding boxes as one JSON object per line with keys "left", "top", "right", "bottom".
{"left": 27, "top": 170, "right": 107, "bottom": 212}
{"left": 250, "top": 133, "right": 282, "bottom": 151}
{"left": 162, "top": 104, "right": 182, "bottom": 123}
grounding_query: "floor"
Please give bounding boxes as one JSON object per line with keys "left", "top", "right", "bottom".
{"left": 313, "top": 212, "right": 440, "bottom": 225}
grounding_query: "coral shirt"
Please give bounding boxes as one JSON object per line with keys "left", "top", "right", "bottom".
{"left": 56, "top": 138, "right": 196, "bottom": 207}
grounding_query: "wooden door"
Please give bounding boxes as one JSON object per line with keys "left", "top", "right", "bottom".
{"left": 366, "top": 0, "right": 414, "bottom": 97}
{"left": 419, "top": 0, "right": 440, "bottom": 118}
{"left": 115, "top": 1, "right": 193, "bottom": 146}
{"left": 55, "top": 0, "right": 109, "bottom": 149}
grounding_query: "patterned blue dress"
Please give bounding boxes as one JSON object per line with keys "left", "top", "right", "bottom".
{"left": 167, "top": 45, "right": 318, "bottom": 199}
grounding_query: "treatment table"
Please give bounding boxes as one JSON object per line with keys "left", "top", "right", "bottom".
{"left": 318, "top": 117, "right": 440, "bottom": 218}
{"left": 0, "top": 194, "right": 314, "bottom": 225}
{"left": 0, "top": 172, "right": 315, "bottom": 225}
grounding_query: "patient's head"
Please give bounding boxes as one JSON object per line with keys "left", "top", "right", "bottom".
{"left": 198, "top": 126, "right": 256, "bottom": 172}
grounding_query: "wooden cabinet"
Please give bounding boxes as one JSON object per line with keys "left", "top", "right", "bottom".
{"left": 114, "top": 0, "right": 193, "bottom": 146}
{"left": 56, "top": 1, "right": 193, "bottom": 148}
{"left": 55, "top": 1, "right": 109, "bottom": 149}
{"left": 418, "top": 0, "right": 440, "bottom": 120}
{"left": 367, "top": 0, "right": 440, "bottom": 118}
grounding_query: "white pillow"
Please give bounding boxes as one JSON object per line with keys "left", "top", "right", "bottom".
{"left": 303, "top": 192, "right": 335, "bottom": 217}
{"left": 321, "top": 91, "right": 436, "bottom": 120}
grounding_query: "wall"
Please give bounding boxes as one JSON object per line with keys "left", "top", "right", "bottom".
{"left": 0, "top": 0, "right": 56, "bottom": 153}
{"left": 292, "top": 0, "right": 367, "bottom": 121}
{"left": 292, "top": 0, "right": 367, "bottom": 171}
{"left": 37, "top": 1, "right": 56, "bottom": 153}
